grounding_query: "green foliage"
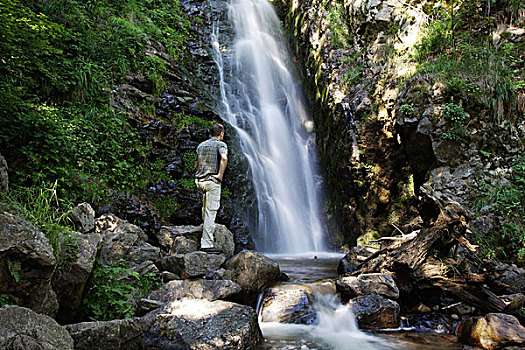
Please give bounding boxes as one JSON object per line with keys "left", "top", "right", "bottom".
{"left": 83, "top": 259, "right": 160, "bottom": 321}
{"left": 172, "top": 113, "right": 216, "bottom": 130}
{"left": 154, "top": 197, "right": 180, "bottom": 220}
{"left": 474, "top": 156, "right": 525, "bottom": 264}
{"left": 399, "top": 104, "right": 415, "bottom": 117}
{"left": 0, "top": 294, "right": 20, "bottom": 307}
{"left": 7, "top": 261, "right": 21, "bottom": 283}
{"left": 327, "top": 3, "right": 350, "bottom": 49}
{"left": 2, "top": 182, "right": 73, "bottom": 256}
{"left": 442, "top": 103, "right": 468, "bottom": 140}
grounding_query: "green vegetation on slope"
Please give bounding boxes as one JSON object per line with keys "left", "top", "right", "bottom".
{"left": 0, "top": 0, "right": 191, "bottom": 206}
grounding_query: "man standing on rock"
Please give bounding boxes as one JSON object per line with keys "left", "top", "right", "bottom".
{"left": 194, "top": 123, "right": 228, "bottom": 253}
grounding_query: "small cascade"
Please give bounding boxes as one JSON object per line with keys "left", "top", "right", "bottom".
{"left": 212, "top": 0, "right": 326, "bottom": 254}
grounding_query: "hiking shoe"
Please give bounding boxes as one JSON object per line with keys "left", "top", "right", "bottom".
{"left": 201, "top": 247, "right": 222, "bottom": 254}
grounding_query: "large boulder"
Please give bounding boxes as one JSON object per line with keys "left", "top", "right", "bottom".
{"left": 160, "top": 251, "right": 226, "bottom": 279}
{"left": 0, "top": 305, "right": 74, "bottom": 349}
{"left": 349, "top": 294, "right": 400, "bottom": 329}
{"left": 336, "top": 273, "right": 400, "bottom": 303}
{"left": 96, "top": 214, "right": 160, "bottom": 267}
{"left": 65, "top": 319, "right": 144, "bottom": 350}
{"left": 157, "top": 224, "right": 235, "bottom": 257}
{"left": 457, "top": 313, "right": 525, "bottom": 349}
{"left": 140, "top": 298, "right": 261, "bottom": 349}
{"left": 147, "top": 279, "right": 242, "bottom": 303}
{"left": 54, "top": 232, "right": 103, "bottom": 324}
{"left": 0, "top": 154, "right": 7, "bottom": 194}
{"left": 0, "top": 211, "right": 58, "bottom": 316}
{"left": 68, "top": 203, "right": 95, "bottom": 233}
{"left": 222, "top": 250, "right": 281, "bottom": 305}
{"left": 259, "top": 284, "right": 317, "bottom": 324}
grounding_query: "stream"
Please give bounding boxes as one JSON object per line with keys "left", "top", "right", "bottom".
{"left": 256, "top": 255, "right": 460, "bottom": 350}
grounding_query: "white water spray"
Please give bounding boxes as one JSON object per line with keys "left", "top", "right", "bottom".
{"left": 212, "top": 0, "right": 326, "bottom": 254}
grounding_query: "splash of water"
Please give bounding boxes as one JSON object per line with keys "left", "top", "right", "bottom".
{"left": 212, "top": 0, "right": 326, "bottom": 254}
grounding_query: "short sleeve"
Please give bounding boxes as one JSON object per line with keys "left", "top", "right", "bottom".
{"left": 218, "top": 142, "right": 228, "bottom": 156}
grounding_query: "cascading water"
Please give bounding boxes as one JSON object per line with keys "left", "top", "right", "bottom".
{"left": 212, "top": 0, "right": 326, "bottom": 254}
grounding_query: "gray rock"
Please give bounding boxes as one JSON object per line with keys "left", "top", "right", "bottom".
{"left": 222, "top": 250, "right": 281, "bottom": 305}
{"left": 65, "top": 319, "right": 144, "bottom": 350}
{"left": 171, "top": 235, "right": 199, "bottom": 254}
{"left": 0, "top": 305, "right": 74, "bottom": 349}
{"left": 336, "top": 273, "right": 399, "bottom": 303}
{"left": 0, "top": 154, "right": 7, "bottom": 194}
{"left": 160, "top": 251, "right": 226, "bottom": 279}
{"left": 0, "top": 211, "right": 58, "bottom": 316}
{"left": 337, "top": 251, "right": 360, "bottom": 275}
{"left": 68, "top": 203, "right": 95, "bottom": 233}
{"left": 259, "top": 284, "right": 317, "bottom": 324}
{"left": 349, "top": 294, "right": 400, "bottom": 329}
{"left": 55, "top": 231, "right": 103, "bottom": 324}
{"left": 214, "top": 224, "right": 235, "bottom": 257}
{"left": 147, "top": 279, "right": 241, "bottom": 303}
{"left": 156, "top": 225, "right": 201, "bottom": 252}
{"left": 140, "top": 298, "right": 261, "bottom": 349}
{"left": 457, "top": 313, "right": 525, "bottom": 349}
{"left": 95, "top": 213, "right": 148, "bottom": 241}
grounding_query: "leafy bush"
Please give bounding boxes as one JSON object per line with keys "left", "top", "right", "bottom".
{"left": 83, "top": 259, "right": 160, "bottom": 321}
{"left": 442, "top": 103, "right": 468, "bottom": 140}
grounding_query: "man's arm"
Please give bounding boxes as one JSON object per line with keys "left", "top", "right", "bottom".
{"left": 215, "top": 153, "right": 228, "bottom": 181}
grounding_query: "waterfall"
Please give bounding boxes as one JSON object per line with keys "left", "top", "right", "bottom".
{"left": 212, "top": 0, "right": 326, "bottom": 254}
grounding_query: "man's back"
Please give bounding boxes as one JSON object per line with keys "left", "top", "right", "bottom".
{"left": 195, "top": 137, "right": 227, "bottom": 180}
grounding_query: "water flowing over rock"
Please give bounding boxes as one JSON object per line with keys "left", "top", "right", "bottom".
{"left": 160, "top": 251, "right": 226, "bottom": 279}
{"left": 213, "top": 0, "right": 326, "bottom": 254}
{"left": 55, "top": 231, "right": 103, "bottom": 324}
{"left": 336, "top": 273, "right": 400, "bottom": 303}
{"left": 0, "top": 211, "right": 58, "bottom": 317}
{"left": 259, "top": 284, "right": 317, "bottom": 324}
{"left": 457, "top": 313, "right": 525, "bottom": 349}
{"left": 68, "top": 203, "right": 96, "bottom": 233}
{"left": 0, "top": 154, "right": 7, "bottom": 194}
{"left": 65, "top": 319, "right": 144, "bottom": 350}
{"left": 222, "top": 250, "right": 281, "bottom": 305}
{"left": 0, "top": 305, "right": 74, "bottom": 350}
{"left": 140, "top": 298, "right": 261, "bottom": 349}
{"left": 349, "top": 294, "right": 400, "bottom": 329}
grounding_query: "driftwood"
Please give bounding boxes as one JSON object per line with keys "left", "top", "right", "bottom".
{"left": 351, "top": 188, "right": 506, "bottom": 313}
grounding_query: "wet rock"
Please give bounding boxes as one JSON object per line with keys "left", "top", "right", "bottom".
{"left": 66, "top": 319, "right": 144, "bottom": 350}
{"left": 222, "top": 250, "right": 281, "bottom": 305}
{"left": 0, "top": 305, "right": 74, "bottom": 349}
{"left": 0, "top": 154, "right": 7, "bottom": 194}
{"left": 457, "top": 313, "right": 525, "bottom": 349}
{"left": 404, "top": 312, "right": 460, "bottom": 334}
{"left": 349, "top": 294, "right": 400, "bottom": 329}
{"left": 160, "top": 251, "right": 226, "bottom": 279}
{"left": 0, "top": 211, "right": 58, "bottom": 317}
{"left": 337, "top": 251, "right": 360, "bottom": 275}
{"left": 336, "top": 273, "right": 399, "bottom": 303}
{"left": 68, "top": 203, "right": 95, "bottom": 233}
{"left": 146, "top": 279, "right": 242, "bottom": 303}
{"left": 55, "top": 231, "right": 103, "bottom": 324}
{"left": 259, "top": 284, "right": 317, "bottom": 325}
{"left": 140, "top": 298, "right": 261, "bottom": 349}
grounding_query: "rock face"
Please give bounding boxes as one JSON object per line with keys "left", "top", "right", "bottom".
{"left": 0, "top": 154, "right": 7, "bottom": 194}
{"left": 336, "top": 273, "right": 399, "bottom": 303}
{"left": 259, "top": 284, "right": 317, "bottom": 324}
{"left": 349, "top": 294, "right": 400, "bottom": 329}
{"left": 0, "top": 211, "right": 58, "bottom": 316}
{"left": 160, "top": 251, "right": 226, "bottom": 279}
{"left": 65, "top": 319, "right": 144, "bottom": 350}
{"left": 68, "top": 203, "right": 96, "bottom": 233}
{"left": 147, "top": 279, "right": 242, "bottom": 303}
{"left": 222, "top": 250, "right": 281, "bottom": 305}
{"left": 457, "top": 313, "right": 525, "bottom": 349}
{"left": 0, "top": 305, "right": 74, "bottom": 349}
{"left": 140, "top": 298, "right": 261, "bottom": 349}
{"left": 55, "top": 231, "right": 103, "bottom": 324}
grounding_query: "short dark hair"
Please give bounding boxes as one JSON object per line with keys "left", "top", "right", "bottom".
{"left": 211, "top": 123, "right": 224, "bottom": 137}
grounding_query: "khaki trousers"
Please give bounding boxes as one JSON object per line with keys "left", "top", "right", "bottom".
{"left": 195, "top": 179, "right": 221, "bottom": 248}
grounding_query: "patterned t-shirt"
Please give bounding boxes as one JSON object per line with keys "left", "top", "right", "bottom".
{"left": 195, "top": 137, "right": 228, "bottom": 179}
